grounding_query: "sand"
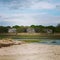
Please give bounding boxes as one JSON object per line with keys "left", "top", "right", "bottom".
{"left": 0, "top": 43, "right": 60, "bottom": 60}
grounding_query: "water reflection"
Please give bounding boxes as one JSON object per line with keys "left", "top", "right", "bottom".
{"left": 14, "top": 38, "right": 60, "bottom": 45}
{"left": 39, "top": 39, "right": 60, "bottom": 45}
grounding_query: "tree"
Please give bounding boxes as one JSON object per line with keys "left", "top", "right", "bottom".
{"left": 45, "top": 26, "right": 55, "bottom": 33}
{"left": 55, "top": 24, "right": 60, "bottom": 33}
{"left": 57, "top": 24, "right": 60, "bottom": 27}
{"left": 12, "top": 25, "right": 20, "bottom": 29}
{"left": 0, "top": 26, "right": 8, "bottom": 33}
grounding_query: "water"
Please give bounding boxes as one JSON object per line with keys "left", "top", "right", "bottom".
{"left": 39, "top": 39, "right": 60, "bottom": 45}
{"left": 14, "top": 38, "right": 60, "bottom": 45}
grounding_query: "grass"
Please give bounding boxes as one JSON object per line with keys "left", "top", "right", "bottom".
{"left": 0, "top": 34, "right": 60, "bottom": 43}
{"left": 23, "top": 39, "right": 40, "bottom": 43}
{"left": 0, "top": 33, "right": 60, "bottom": 39}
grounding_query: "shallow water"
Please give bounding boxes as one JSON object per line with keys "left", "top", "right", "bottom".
{"left": 39, "top": 39, "right": 60, "bottom": 45}
{"left": 14, "top": 38, "right": 60, "bottom": 45}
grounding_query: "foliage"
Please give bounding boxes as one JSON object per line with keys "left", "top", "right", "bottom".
{"left": 0, "top": 24, "right": 60, "bottom": 33}
{"left": 0, "top": 26, "right": 8, "bottom": 33}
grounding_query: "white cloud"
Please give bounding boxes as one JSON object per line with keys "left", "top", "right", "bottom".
{"left": 0, "top": 0, "right": 60, "bottom": 26}
{"left": 30, "top": 2, "right": 55, "bottom": 9}
{"left": 0, "top": 0, "right": 56, "bottom": 10}
{"left": 55, "top": 3, "right": 60, "bottom": 10}
{"left": 0, "top": 13, "right": 60, "bottom": 26}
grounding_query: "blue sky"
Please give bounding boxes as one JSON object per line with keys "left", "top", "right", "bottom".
{"left": 0, "top": 0, "right": 60, "bottom": 26}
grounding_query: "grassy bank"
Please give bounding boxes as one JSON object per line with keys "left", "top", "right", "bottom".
{"left": 0, "top": 33, "right": 60, "bottom": 39}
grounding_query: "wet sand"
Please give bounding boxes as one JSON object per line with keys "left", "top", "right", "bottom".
{"left": 0, "top": 43, "right": 60, "bottom": 60}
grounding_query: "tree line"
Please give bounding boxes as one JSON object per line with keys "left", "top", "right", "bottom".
{"left": 0, "top": 24, "right": 60, "bottom": 33}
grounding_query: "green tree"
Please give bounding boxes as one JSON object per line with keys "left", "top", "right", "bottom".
{"left": 55, "top": 24, "right": 60, "bottom": 33}
{"left": 0, "top": 26, "right": 8, "bottom": 33}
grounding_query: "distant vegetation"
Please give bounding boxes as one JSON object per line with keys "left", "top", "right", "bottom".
{"left": 0, "top": 24, "right": 60, "bottom": 33}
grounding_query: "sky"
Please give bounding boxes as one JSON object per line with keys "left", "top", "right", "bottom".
{"left": 0, "top": 0, "right": 60, "bottom": 26}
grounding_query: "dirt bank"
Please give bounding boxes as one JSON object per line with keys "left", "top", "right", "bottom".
{"left": 0, "top": 39, "right": 24, "bottom": 47}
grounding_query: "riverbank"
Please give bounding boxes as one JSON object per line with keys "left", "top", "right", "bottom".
{"left": 0, "top": 43, "right": 60, "bottom": 60}
{"left": 0, "top": 39, "right": 25, "bottom": 48}
{"left": 0, "top": 33, "right": 60, "bottom": 39}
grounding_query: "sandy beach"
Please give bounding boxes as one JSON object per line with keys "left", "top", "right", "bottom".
{"left": 0, "top": 43, "right": 60, "bottom": 60}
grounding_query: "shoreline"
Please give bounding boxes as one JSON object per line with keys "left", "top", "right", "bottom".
{"left": 0, "top": 43, "right": 60, "bottom": 60}
{"left": 0, "top": 39, "right": 60, "bottom": 60}
{"left": 0, "top": 39, "right": 25, "bottom": 48}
